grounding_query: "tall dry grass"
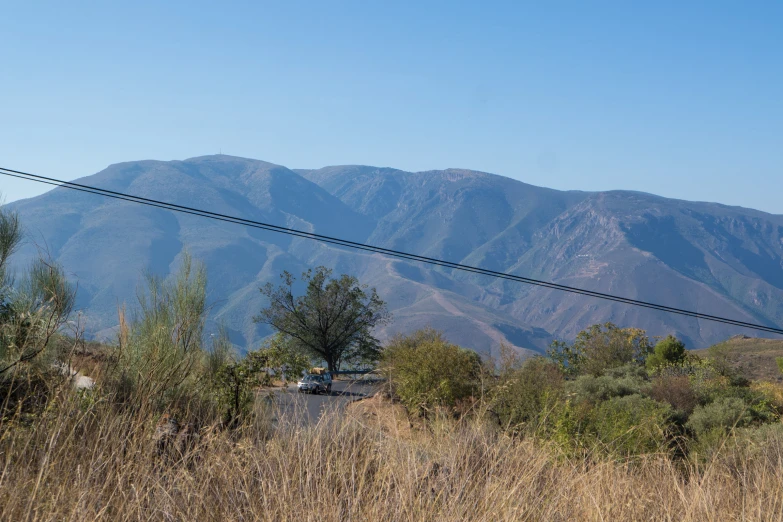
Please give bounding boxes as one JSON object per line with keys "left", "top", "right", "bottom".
{"left": 1, "top": 387, "right": 783, "bottom": 522}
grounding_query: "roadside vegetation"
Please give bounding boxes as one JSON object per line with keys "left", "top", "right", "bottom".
{"left": 2, "top": 202, "right": 783, "bottom": 520}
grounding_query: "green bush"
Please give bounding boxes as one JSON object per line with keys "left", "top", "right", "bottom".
{"left": 209, "top": 331, "right": 268, "bottom": 427}
{"left": 547, "top": 323, "right": 652, "bottom": 377}
{"left": 686, "top": 397, "right": 753, "bottom": 437}
{"left": 567, "top": 365, "right": 648, "bottom": 404}
{"left": 380, "top": 328, "right": 483, "bottom": 415}
{"left": 492, "top": 356, "right": 564, "bottom": 433}
{"left": 548, "top": 394, "right": 673, "bottom": 458}
{"left": 706, "top": 342, "right": 743, "bottom": 379}
{"left": 109, "top": 253, "right": 209, "bottom": 410}
{"left": 646, "top": 335, "right": 686, "bottom": 372}
{"left": 590, "top": 394, "right": 673, "bottom": 457}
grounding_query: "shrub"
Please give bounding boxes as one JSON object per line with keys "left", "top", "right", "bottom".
{"left": 380, "top": 328, "right": 483, "bottom": 415}
{"left": 750, "top": 381, "right": 783, "bottom": 413}
{"left": 0, "top": 203, "right": 75, "bottom": 418}
{"left": 492, "top": 356, "right": 564, "bottom": 433}
{"left": 590, "top": 394, "right": 673, "bottom": 457}
{"left": 568, "top": 366, "right": 647, "bottom": 404}
{"left": 209, "top": 331, "right": 268, "bottom": 427}
{"left": 645, "top": 335, "right": 686, "bottom": 372}
{"left": 548, "top": 394, "right": 673, "bottom": 458}
{"left": 548, "top": 323, "right": 652, "bottom": 377}
{"left": 706, "top": 342, "right": 739, "bottom": 378}
{"left": 649, "top": 374, "right": 698, "bottom": 414}
{"left": 108, "top": 253, "right": 209, "bottom": 411}
{"left": 686, "top": 397, "right": 753, "bottom": 437}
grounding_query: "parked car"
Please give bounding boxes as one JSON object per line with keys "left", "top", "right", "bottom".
{"left": 297, "top": 372, "right": 332, "bottom": 394}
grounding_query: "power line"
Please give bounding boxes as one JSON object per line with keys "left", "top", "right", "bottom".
{"left": 2, "top": 165, "right": 782, "bottom": 336}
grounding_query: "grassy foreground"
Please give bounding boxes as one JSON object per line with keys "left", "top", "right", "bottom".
{"left": 2, "top": 388, "right": 783, "bottom": 521}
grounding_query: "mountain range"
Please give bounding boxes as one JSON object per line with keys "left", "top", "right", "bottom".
{"left": 8, "top": 155, "right": 783, "bottom": 358}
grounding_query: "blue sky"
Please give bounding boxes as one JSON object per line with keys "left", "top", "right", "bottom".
{"left": 1, "top": 1, "right": 781, "bottom": 213}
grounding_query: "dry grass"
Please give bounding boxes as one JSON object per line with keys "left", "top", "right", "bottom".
{"left": 1, "top": 388, "right": 783, "bottom": 521}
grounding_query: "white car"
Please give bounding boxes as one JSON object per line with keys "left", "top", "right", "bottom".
{"left": 297, "top": 373, "right": 332, "bottom": 394}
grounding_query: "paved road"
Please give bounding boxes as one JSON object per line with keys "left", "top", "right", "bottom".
{"left": 265, "top": 380, "right": 379, "bottom": 425}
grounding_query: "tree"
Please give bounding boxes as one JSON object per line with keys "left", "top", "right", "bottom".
{"left": 547, "top": 323, "right": 652, "bottom": 377}
{"left": 646, "top": 335, "right": 687, "bottom": 371}
{"left": 255, "top": 267, "right": 390, "bottom": 372}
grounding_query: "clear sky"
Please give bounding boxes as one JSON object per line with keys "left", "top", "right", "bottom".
{"left": 1, "top": 1, "right": 781, "bottom": 213}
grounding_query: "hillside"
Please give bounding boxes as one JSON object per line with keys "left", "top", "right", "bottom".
{"left": 8, "top": 155, "right": 783, "bottom": 354}
{"left": 693, "top": 336, "right": 783, "bottom": 382}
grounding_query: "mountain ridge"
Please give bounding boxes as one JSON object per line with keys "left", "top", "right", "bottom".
{"left": 7, "top": 155, "right": 783, "bottom": 355}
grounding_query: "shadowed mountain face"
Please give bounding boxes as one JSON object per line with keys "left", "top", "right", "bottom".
{"left": 8, "top": 155, "right": 783, "bottom": 356}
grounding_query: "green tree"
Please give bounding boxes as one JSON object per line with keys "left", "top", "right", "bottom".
{"left": 547, "top": 323, "right": 652, "bottom": 377}
{"left": 646, "top": 335, "right": 687, "bottom": 372}
{"left": 255, "top": 267, "right": 390, "bottom": 372}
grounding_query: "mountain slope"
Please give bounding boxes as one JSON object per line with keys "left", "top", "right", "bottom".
{"left": 301, "top": 166, "right": 783, "bottom": 348}
{"left": 8, "top": 155, "right": 783, "bottom": 355}
{"left": 9, "top": 156, "right": 544, "bottom": 356}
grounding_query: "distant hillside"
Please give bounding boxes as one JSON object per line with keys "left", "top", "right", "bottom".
{"left": 693, "top": 336, "right": 783, "bottom": 382}
{"left": 8, "top": 155, "right": 783, "bottom": 356}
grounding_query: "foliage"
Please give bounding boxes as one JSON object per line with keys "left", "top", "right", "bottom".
{"left": 750, "top": 380, "right": 783, "bottom": 413}
{"left": 380, "top": 328, "right": 482, "bottom": 415}
{"left": 109, "top": 253, "right": 208, "bottom": 409}
{"left": 590, "top": 394, "right": 673, "bottom": 457}
{"left": 646, "top": 335, "right": 686, "bottom": 372}
{"left": 492, "top": 356, "right": 564, "bottom": 433}
{"left": 567, "top": 366, "right": 648, "bottom": 404}
{"left": 209, "top": 331, "right": 268, "bottom": 426}
{"left": 255, "top": 332, "right": 311, "bottom": 383}
{"left": 686, "top": 397, "right": 754, "bottom": 437}
{"left": 548, "top": 393, "right": 673, "bottom": 458}
{"left": 255, "top": 267, "right": 390, "bottom": 372}
{"left": 0, "top": 203, "right": 21, "bottom": 294}
{"left": 706, "top": 342, "right": 737, "bottom": 378}
{"left": 777, "top": 357, "right": 783, "bottom": 376}
{"left": 547, "top": 323, "right": 653, "bottom": 377}
{"left": 0, "top": 201, "right": 74, "bottom": 379}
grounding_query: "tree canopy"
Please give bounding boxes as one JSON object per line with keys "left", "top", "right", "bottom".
{"left": 255, "top": 267, "right": 390, "bottom": 372}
